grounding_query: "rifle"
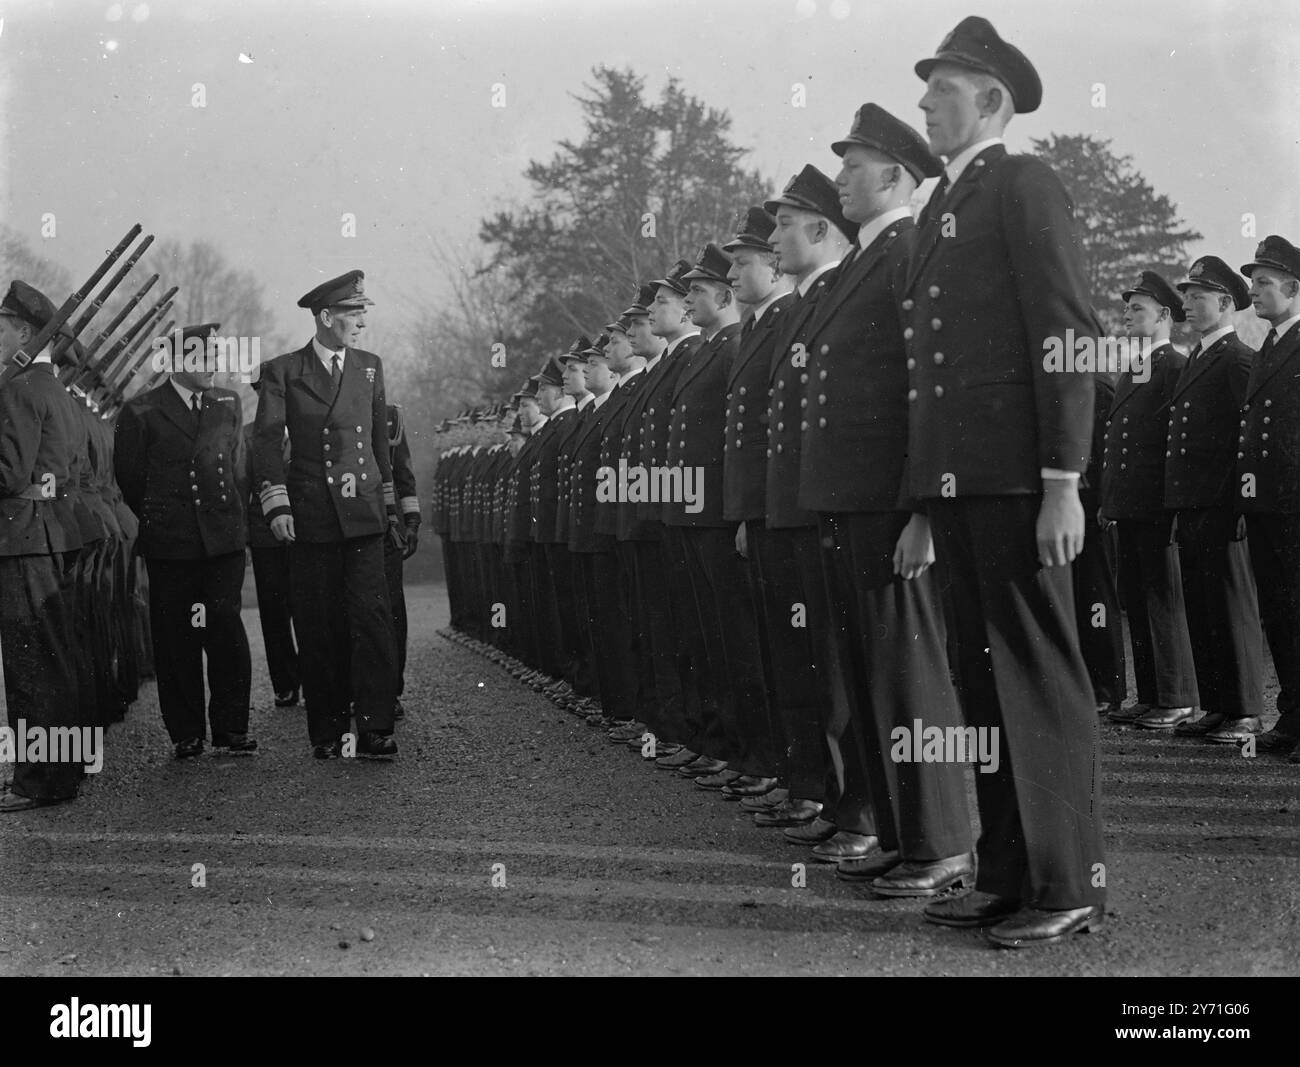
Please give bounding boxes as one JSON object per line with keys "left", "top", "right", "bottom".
{"left": 0, "top": 223, "right": 143, "bottom": 384}
{"left": 96, "top": 287, "right": 177, "bottom": 392}
{"left": 51, "top": 233, "right": 154, "bottom": 373}
{"left": 63, "top": 273, "right": 159, "bottom": 387}
{"left": 115, "top": 317, "right": 176, "bottom": 406}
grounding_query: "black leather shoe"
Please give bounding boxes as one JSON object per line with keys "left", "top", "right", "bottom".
{"left": 987, "top": 904, "right": 1104, "bottom": 948}
{"left": 677, "top": 756, "right": 727, "bottom": 778}
{"left": 923, "top": 891, "right": 1021, "bottom": 928}
{"left": 870, "top": 853, "right": 975, "bottom": 897}
{"left": 741, "top": 787, "right": 789, "bottom": 813}
{"left": 783, "top": 816, "right": 838, "bottom": 844}
{"left": 721, "top": 775, "right": 776, "bottom": 800}
{"left": 174, "top": 738, "right": 204, "bottom": 759}
{"left": 1205, "top": 716, "right": 1262, "bottom": 743}
{"left": 393, "top": 699, "right": 406, "bottom": 721}
{"left": 1095, "top": 701, "right": 1120, "bottom": 717}
{"left": 212, "top": 734, "right": 258, "bottom": 754}
{"left": 313, "top": 742, "right": 341, "bottom": 760}
{"left": 1133, "top": 705, "right": 1194, "bottom": 730}
{"left": 835, "top": 851, "right": 902, "bottom": 883}
{"left": 695, "top": 769, "right": 742, "bottom": 790}
{"left": 1258, "top": 727, "right": 1299, "bottom": 752}
{"left": 1107, "top": 702, "right": 1149, "bottom": 723}
{"left": 274, "top": 688, "right": 300, "bottom": 708}
{"left": 810, "top": 831, "right": 879, "bottom": 863}
{"left": 0, "top": 789, "right": 73, "bottom": 812}
{"left": 1175, "top": 711, "right": 1224, "bottom": 736}
{"left": 753, "top": 799, "right": 822, "bottom": 828}
{"left": 655, "top": 748, "right": 699, "bottom": 769}
{"left": 357, "top": 732, "right": 398, "bottom": 758}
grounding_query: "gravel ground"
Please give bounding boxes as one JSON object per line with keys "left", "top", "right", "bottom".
{"left": 1, "top": 582, "right": 1297, "bottom": 977}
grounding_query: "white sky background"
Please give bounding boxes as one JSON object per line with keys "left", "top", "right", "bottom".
{"left": 1, "top": 0, "right": 1297, "bottom": 350}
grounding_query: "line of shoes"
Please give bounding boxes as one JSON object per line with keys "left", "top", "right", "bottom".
{"left": 1100, "top": 701, "right": 1300, "bottom": 760}
{"left": 436, "top": 626, "right": 1103, "bottom": 949}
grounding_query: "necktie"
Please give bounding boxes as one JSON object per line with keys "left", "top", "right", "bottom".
{"left": 841, "top": 240, "right": 861, "bottom": 272}
{"left": 191, "top": 392, "right": 202, "bottom": 424}
{"left": 331, "top": 354, "right": 342, "bottom": 391}
{"left": 926, "top": 173, "right": 952, "bottom": 219}
{"left": 1259, "top": 329, "right": 1278, "bottom": 364}
{"left": 1186, "top": 342, "right": 1202, "bottom": 367}
{"left": 741, "top": 316, "right": 756, "bottom": 342}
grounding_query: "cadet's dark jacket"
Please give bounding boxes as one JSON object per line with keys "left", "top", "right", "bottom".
{"left": 723, "top": 293, "right": 793, "bottom": 523}
{"left": 1100, "top": 342, "right": 1186, "bottom": 522}
{"left": 1080, "top": 375, "right": 1115, "bottom": 515}
{"left": 529, "top": 405, "right": 577, "bottom": 545}
{"left": 114, "top": 381, "right": 248, "bottom": 560}
{"left": 0, "top": 361, "right": 86, "bottom": 557}
{"left": 766, "top": 268, "right": 838, "bottom": 528}
{"left": 75, "top": 406, "right": 117, "bottom": 546}
{"left": 1163, "top": 331, "right": 1253, "bottom": 510}
{"left": 252, "top": 343, "right": 393, "bottom": 543}
{"left": 593, "top": 370, "right": 649, "bottom": 539}
{"left": 902, "top": 145, "right": 1096, "bottom": 500}
{"left": 798, "top": 219, "right": 914, "bottom": 514}
{"left": 568, "top": 393, "right": 619, "bottom": 553}
{"left": 388, "top": 405, "right": 419, "bottom": 523}
{"left": 554, "top": 401, "right": 593, "bottom": 544}
{"left": 505, "top": 431, "right": 544, "bottom": 562}
{"left": 664, "top": 322, "right": 739, "bottom": 527}
{"left": 1237, "top": 325, "right": 1300, "bottom": 514}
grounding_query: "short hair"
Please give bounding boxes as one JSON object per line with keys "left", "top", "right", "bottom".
{"left": 965, "top": 69, "right": 1015, "bottom": 124}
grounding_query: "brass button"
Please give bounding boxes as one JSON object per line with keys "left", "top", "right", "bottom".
{"left": 931, "top": 318, "right": 942, "bottom": 331}
{"left": 904, "top": 327, "right": 915, "bottom": 340}
{"left": 929, "top": 285, "right": 941, "bottom": 299}
{"left": 800, "top": 421, "right": 808, "bottom": 431}
{"left": 738, "top": 405, "right": 746, "bottom": 414}
{"left": 907, "top": 358, "right": 916, "bottom": 370}
{"left": 934, "top": 385, "right": 944, "bottom": 398}
{"left": 355, "top": 426, "right": 362, "bottom": 433}
{"left": 933, "top": 352, "right": 945, "bottom": 365}
{"left": 908, "top": 389, "right": 918, "bottom": 402}
{"left": 818, "top": 417, "right": 826, "bottom": 428}
{"left": 902, "top": 298, "right": 914, "bottom": 310}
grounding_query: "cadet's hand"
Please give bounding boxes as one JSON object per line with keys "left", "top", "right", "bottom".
{"left": 270, "top": 514, "right": 295, "bottom": 543}
{"left": 892, "top": 512, "right": 935, "bottom": 580}
{"left": 1037, "top": 479, "right": 1084, "bottom": 567}
{"left": 1235, "top": 514, "right": 1247, "bottom": 541}
{"left": 402, "top": 522, "right": 420, "bottom": 560}
{"left": 735, "top": 520, "right": 748, "bottom": 559}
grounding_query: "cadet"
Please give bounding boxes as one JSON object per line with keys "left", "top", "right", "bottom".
{"left": 252, "top": 270, "right": 399, "bottom": 759}
{"left": 0, "top": 281, "right": 88, "bottom": 810}
{"left": 114, "top": 323, "right": 255, "bottom": 758}
{"left": 1102, "top": 271, "right": 1198, "bottom": 728}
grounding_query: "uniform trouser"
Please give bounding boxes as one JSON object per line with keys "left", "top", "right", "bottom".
{"left": 132, "top": 551, "right": 154, "bottom": 678}
{"left": 543, "top": 542, "right": 584, "bottom": 689}
{"left": 681, "top": 525, "right": 775, "bottom": 777}
{"left": 289, "top": 535, "right": 396, "bottom": 746}
{"left": 928, "top": 495, "right": 1105, "bottom": 910}
{"left": 507, "top": 548, "right": 540, "bottom": 668}
{"left": 1174, "top": 507, "right": 1264, "bottom": 719}
{"left": 144, "top": 551, "right": 252, "bottom": 745}
{"left": 1, "top": 551, "right": 85, "bottom": 801}
{"left": 818, "top": 512, "right": 972, "bottom": 861}
{"left": 1245, "top": 512, "right": 1300, "bottom": 733}
{"left": 583, "top": 550, "right": 639, "bottom": 720}
{"left": 441, "top": 536, "right": 460, "bottom": 627}
{"left": 1116, "top": 519, "right": 1198, "bottom": 708}
{"left": 529, "top": 543, "right": 565, "bottom": 678}
{"left": 661, "top": 526, "right": 720, "bottom": 753}
{"left": 748, "top": 522, "right": 829, "bottom": 803}
{"left": 384, "top": 535, "right": 408, "bottom": 698}
{"left": 477, "top": 542, "right": 497, "bottom": 645}
{"left": 250, "top": 545, "right": 299, "bottom": 697}
{"left": 70, "top": 538, "right": 105, "bottom": 729}
{"left": 629, "top": 537, "right": 686, "bottom": 738}
{"left": 1073, "top": 510, "right": 1126, "bottom": 706}
{"left": 566, "top": 552, "right": 598, "bottom": 697}
{"left": 487, "top": 544, "right": 508, "bottom": 649}
{"left": 96, "top": 536, "right": 129, "bottom": 721}
{"left": 112, "top": 535, "right": 140, "bottom": 705}
{"left": 617, "top": 540, "right": 658, "bottom": 727}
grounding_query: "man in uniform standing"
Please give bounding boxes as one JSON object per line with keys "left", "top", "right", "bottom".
{"left": 115, "top": 323, "right": 255, "bottom": 758}
{"left": 253, "top": 270, "right": 399, "bottom": 760}
{"left": 385, "top": 403, "right": 421, "bottom": 720}
{"left": 909, "top": 16, "right": 1105, "bottom": 945}
{"left": 0, "top": 282, "right": 88, "bottom": 810}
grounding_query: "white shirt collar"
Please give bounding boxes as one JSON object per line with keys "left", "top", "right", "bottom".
{"left": 857, "top": 207, "right": 912, "bottom": 253}
{"left": 311, "top": 336, "right": 345, "bottom": 367}
{"left": 551, "top": 396, "right": 576, "bottom": 416}
{"left": 797, "top": 260, "right": 840, "bottom": 297}
{"left": 170, "top": 377, "right": 202, "bottom": 409}
{"left": 944, "top": 137, "right": 1003, "bottom": 185}
{"left": 750, "top": 289, "right": 786, "bottom": 327}
{"left": 1269, "top": 311, "right": 1300, "bottom": 341}
{"left": 1197, "top": 324, "right": 1235, "bottom": 352}
{"left": 575, "top": 392, "right": 594, "bottom": 410}
{"left": 593, "top": 389, "right": 613, "bottom": 409}
{"left": 531, "top": 413, "right": 549, "bottom": 432}
{"left": 663, "top": 331, "right": 700, "bottom": 358}
{"left": 618, "top": 364, "right": 645, "bottom": 383}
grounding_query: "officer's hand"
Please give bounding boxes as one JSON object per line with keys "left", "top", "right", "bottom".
{"left": 1037, "top": 479, "right": 1085, "bottom": 567}
{"left": 402, "top": 522, "right": 420, "bottom": 560}
{"left": 270, "top": 514, "right": 295, "bottom": 543}
{"left": 387, "top": 518, "right": 405, "bottom": 552}
{"left": 892, "top": 512, "right": 935, "bottom": 580}
{"left": 1234, "top": 514, "right": 1247, "bottom": 541}
{"left": 735, "top": 520, "right": 748, "bottom": 559}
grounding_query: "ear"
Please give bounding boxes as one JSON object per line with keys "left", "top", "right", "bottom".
{"left": 978, "top": 84, "right": 1004, "bottom": 117}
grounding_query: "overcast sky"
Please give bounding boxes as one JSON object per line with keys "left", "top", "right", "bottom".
{"left": 2, "top": 0, "right": 1297, "bottom": 345}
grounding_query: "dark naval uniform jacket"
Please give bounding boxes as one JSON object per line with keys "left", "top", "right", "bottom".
{"left": 798, "top": 218, "right": 914, "bottom": 514}
{"left": 593, "top": 370, "right": 649, "bottom": 540}
{"left": 0, "top": 361, "right": 86, "bottom": 557}
{"left": 1100, "top": 342, "right": 1187, "bottom": 522}
{"left": 902, "top": 144, "right": 1095, "bottom": 500}
{"left": 723, "top": 293, "right": 793, "bottom": 523}
{"left": 1163, "top": 331, "right": 1253, "bottom": 510}
{"left": 114, "top": 381, "right": 248, "bottom": 559}
{"left": 529, "top": 404, "right": 577, "bottom": 545}
{"left": 664, "top": 321, "right": 740, "bottom": 528}
{"left": 252, "top": 342, "right": 394, "bottom": 542}
{"left": 569, "top": 393, "right": 619, "bottom": 553}
{"left": 1237, "top": 324, "right": 1300, "bottom": 514}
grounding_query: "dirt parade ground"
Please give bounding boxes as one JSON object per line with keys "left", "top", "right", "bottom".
{"left": 0, "top": 582, "right": 1296, "bottom": 979}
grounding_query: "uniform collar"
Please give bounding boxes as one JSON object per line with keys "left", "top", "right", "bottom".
{"left": 311, "top": 336, "right": 346, "bottom": 367}
{"left": 797, "top": 259, "right": 839, "bottom": 297}
{"left": 944, "top": 136, "right": 1004, "bottom": 185}
{"left": 592, "top": 388, "right": 613, "bottom": 408}
{"left": 856, "top": 206, "right": 912, "bottom": 253}
{"left": 170, "top": 377, "right": 202, "bottom": 408}
{"left": 1269, "top": 311, "right": 1300, "bottom": 341}
{"left": 1197, "top": 324, "right": 1235, "bottom": 352}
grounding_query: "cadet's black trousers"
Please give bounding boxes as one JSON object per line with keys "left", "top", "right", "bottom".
{"left": 1115, "top": 519, "right": 1198, "bottom": 708}
{"left": 1245, "top": 512, "right": 1300, "bottom": 732}
{"left": 817, "top": 512, "right": 972, "bottom": 861}
{"left": 145, "top": 551, "right": 251, "bottom": 746}
{"left": 583, "top": 549, "right": 638, "bottom": 721}
{"left": 289, "top": 535, "right": 396, "bottom": 746}
{"left": 1174, "top": 507, "right": 1263, "bottom": 720}
{"left": 250, "top": 545, "right": 299, "bottom": 697}
{"left": 929, "top": 495, "right": 1105, "bottom": 911}
{"left": 1072, "top": 509, "right": 1126, "bottom": 706}
{"left": 0, "top": 551, "right": 84, "bottom": 801}
{"left": 384, "top": 534, "right": 409, "bottom": 697}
